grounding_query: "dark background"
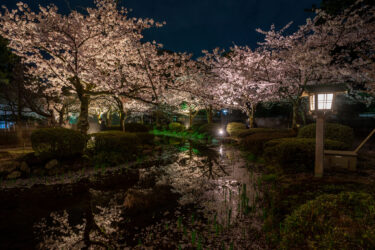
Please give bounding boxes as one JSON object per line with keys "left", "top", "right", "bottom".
{"left": 2, "top": 0, "right": 320, "bottom": 57}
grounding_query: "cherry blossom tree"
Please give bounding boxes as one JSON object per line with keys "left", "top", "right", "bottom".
{"left": 130, "top": 43, "right": 196, "bottom": 125}
{"left": 0, "top": 0, "right": 160, "bottom": 134}
{"left": 115, "top": 96, "right": 152, "bottom": 131}
{"left": 310, "top": 0, "right": 375, "bottom": 94}
{"left": 200, "top": 47, "right": 277, "bottom": 128}
{"left": 256, "top": 16, "right": 369, "bottom": 128}
{"left": 175, "top": 64, "right": 224, "bottom": 124}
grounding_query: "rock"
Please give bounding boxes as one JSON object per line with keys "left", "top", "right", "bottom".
{"left": 45, "top": 159, "right": 58, "bottom": 169}
{"left": 6, "top": 171, "right": 22, "bottom": 179}
{"left": 142, "top": 149, "right": 153, "bottom": 155}
{"left": 47, "top": 168, "right": 64, "bottom": 176}
{"left": 20, "top": 162, "right": 30, "bottom": 174}
{"left": 124, "top": 185, "right": 178, "bottom": 215}
{"left": 0, "top": 161, "right": 19, "bottom": 174}
{"left": 0, "top": 151, "right": 12, "bottom": 160}
{"left": 33, "top": 168, "right": 45, "bottom": 176}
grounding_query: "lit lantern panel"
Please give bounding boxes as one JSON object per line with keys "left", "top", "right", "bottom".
{"left": 309, "top": 95, "right": 315, "bottom": 111}
{"left": 317, "top": 93, "right": 333, "bottom": 110}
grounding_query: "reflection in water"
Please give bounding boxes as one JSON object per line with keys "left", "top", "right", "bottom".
{"left": 161, "top": 141, "right": 259, "bottom": 225}
{"left": 33, "top": 138, "right": 262, "bottom": 249}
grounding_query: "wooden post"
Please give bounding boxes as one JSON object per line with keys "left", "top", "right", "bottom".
{"left": 354, "top": 128, "right": 375, "bottom": 153}
{"left": 315, "top": 113, "right": 325, "bottom": 177}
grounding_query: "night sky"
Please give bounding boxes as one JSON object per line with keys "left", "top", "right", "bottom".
{"left": 2, "top": 0, "right": 321, "bottom": 57}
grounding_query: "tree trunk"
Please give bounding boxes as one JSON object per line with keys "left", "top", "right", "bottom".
{"left": 120, "top": 111, "right": 128, "bottom": 132}
{"left": 47, "top": 115, "right": 56, "bottom": 127}
{"left": 120, "top": 111, "right": 125, "bottom": 132}
{"left": 4, "top": 110, "right": 7, "bottom": 130}
{"left": 291, "top": 101, "right": 299, "bottom": 130}
{"left": 300, "top": 109, "right": 306, "bottom": 126}
{"left": 58, "top": 106, "right": 65, "bottom": 127}
{"left": 106, "top": 109, "right": 112, "bottom": 127}
{"left": 189, "top": 110, "right": 193, "bottom": 128}
{"left": 78, "top": 94, "right": 90, "bottom": 134}
{"left": 58, "top": 111, "right": 64, "bottom": 126}
{"left": 247, "top": 104, "right": 255, "bottom": 128}
{"left": 155, "top": 106, "right": 160, "bottom": 126}
{"left": 207, "top": 105, "right": 213, "bottom": 124}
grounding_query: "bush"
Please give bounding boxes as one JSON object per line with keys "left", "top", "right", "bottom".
{"left": 189, "top": 123, "right": 205, "bottom": 132}
{"left": 241, "top": 130, "right": 297, "bottom": 155}
{"left": 91, "top": 131, "right": 142, "bottom": 166}
{"left": 31, "top": 128, "right": 85, "bottom": 159}
{"left": 298, "top": 123, "right": 354, "bottom": 147}
{"left": 92, "top": 131, "right": 140, "bottom": 153}
{"left": 135, "top": 132, "right": 155, "bottom": 145}
{"left": 264, "top": 138, "right": 349, "bottom": 173}
{"left": 197, "top": 123, "right": 222, "bottom": 137}
{"left": 168, "top": 122, "right": 184, "bottom": 132}
{"left": 280, "top": 192, "right": 375, "bottom": 249}
{"left": 102, "top": 125, "right": 121, "bottom": 131}
{"left": 125, "top": 123, "right": 149, "bottom": 133}
{"left": 226, "top": 122, "right": 246, "bottom": 137}
{"left": 237, "top": 128, "right": 278, "bottom": 138}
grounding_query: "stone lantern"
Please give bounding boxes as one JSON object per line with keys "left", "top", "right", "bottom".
{"left": 303, "top": 84, "right": 347, "bottom": 177}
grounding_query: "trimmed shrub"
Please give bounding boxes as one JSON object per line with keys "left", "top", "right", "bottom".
{"left": 189, "top": 123, "right": 205, "bottom": 132}
{"left": 241, "top": 130, "right": 297, "bottom": 155}
{"left": 168, "top": 122, "right": 184, "bottom": 132}
{"left": 237, "top": 128, "right": 278, "bottom": 138}
{"left": 91, "top": 131, "right": 141, "bottom": 166}
{"left": 125, "top": 123, "right": 149, "bottom": 133}
{"left": 92, "top": 131, "right": 140, "bottom": 153}
{"left": 280, "top": 192, "right": 375, "bottom": 249}
{"left": 31, "top": 128, "right": 85, "bottom": 159}
{"left": 226, "top": 122, "right": 246, "bottom": 137}
{"left": 102, "top": 125, "right": 121, "bottom": 131}
{"left": 135, "top": 132, "right": 155, "bottom": 145}
{"left": 264, "top": 138, "right": 349, "bottom": 173}
{"left": 298, "top": 123, "right": 354, "bottom": 147}
{"left": 198, "top": 123, "right": 222, "bottom": 137}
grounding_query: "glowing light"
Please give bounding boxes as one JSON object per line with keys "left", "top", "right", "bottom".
{"left": 218, "top": 129, "right": 224, "bottom": 136}
{"left": 317, "top": 93, "right": 333, "bottom": 110}
{"left": 309, "top": 95, "right": 315, "bottom": 111}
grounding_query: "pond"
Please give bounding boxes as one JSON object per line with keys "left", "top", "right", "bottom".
{"left": 0, "top": 136, "right": 266, "bottom": 249}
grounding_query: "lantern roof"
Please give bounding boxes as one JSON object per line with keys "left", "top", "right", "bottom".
{"left": 302, "top": 84, "right": 347, "bottom": 96}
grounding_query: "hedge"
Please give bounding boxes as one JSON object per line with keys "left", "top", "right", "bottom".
{"left": 91, "top": 131, "right": 140, "bottom": 153}
{"left": 280, "top": 192, "right": 375, "bottom": 249}
{"left": 241, "top": 130, "right": 297, "bottom": 155}
{"left": 237, "top": 128, "right": 278, "bottom": 138}
{"left": 31, "top": 128, "right": 85, "bottom": 159}
{"left": 168, "top": 122, "right": 184, "bottom": 132}
{"left": 189, "top": 123, "right": 205, "bottom": 132}
{"left": 226, "top": 122, "right": 246, "bottom": 137}
{"left": 264, "top": 138, "right": 349, "bottom": 173}
{"left": 102, "top": 125, "right": 121, "bottom": 131}
{"left": 91, "top": 131, "right": 142, "bottom": 166}
{"left": 198, "top": 123, "right": 222, "bottom": 137}
{"left": 135, "top": 132, "right": 155, "bottom": 145}
{"left": 125, "top": 123, "right": 149, "bottom": 133}
{"left": 298, "top": 123, "right": 354, "bottom": 147}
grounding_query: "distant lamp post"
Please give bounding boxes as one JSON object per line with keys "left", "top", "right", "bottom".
{"left": 303, "top": 84, "right": 346, "bottom": 178}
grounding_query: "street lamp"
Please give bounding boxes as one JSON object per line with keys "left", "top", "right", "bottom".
{"left": 303, "top": 84, "right": 346, "bottom": 178}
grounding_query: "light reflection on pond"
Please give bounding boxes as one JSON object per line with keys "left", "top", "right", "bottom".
{"left": 160, "top": 141, "right": 260, "bottom": 226}
{"left": 32, "top": 137, "right": 262, "bottom": 249}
